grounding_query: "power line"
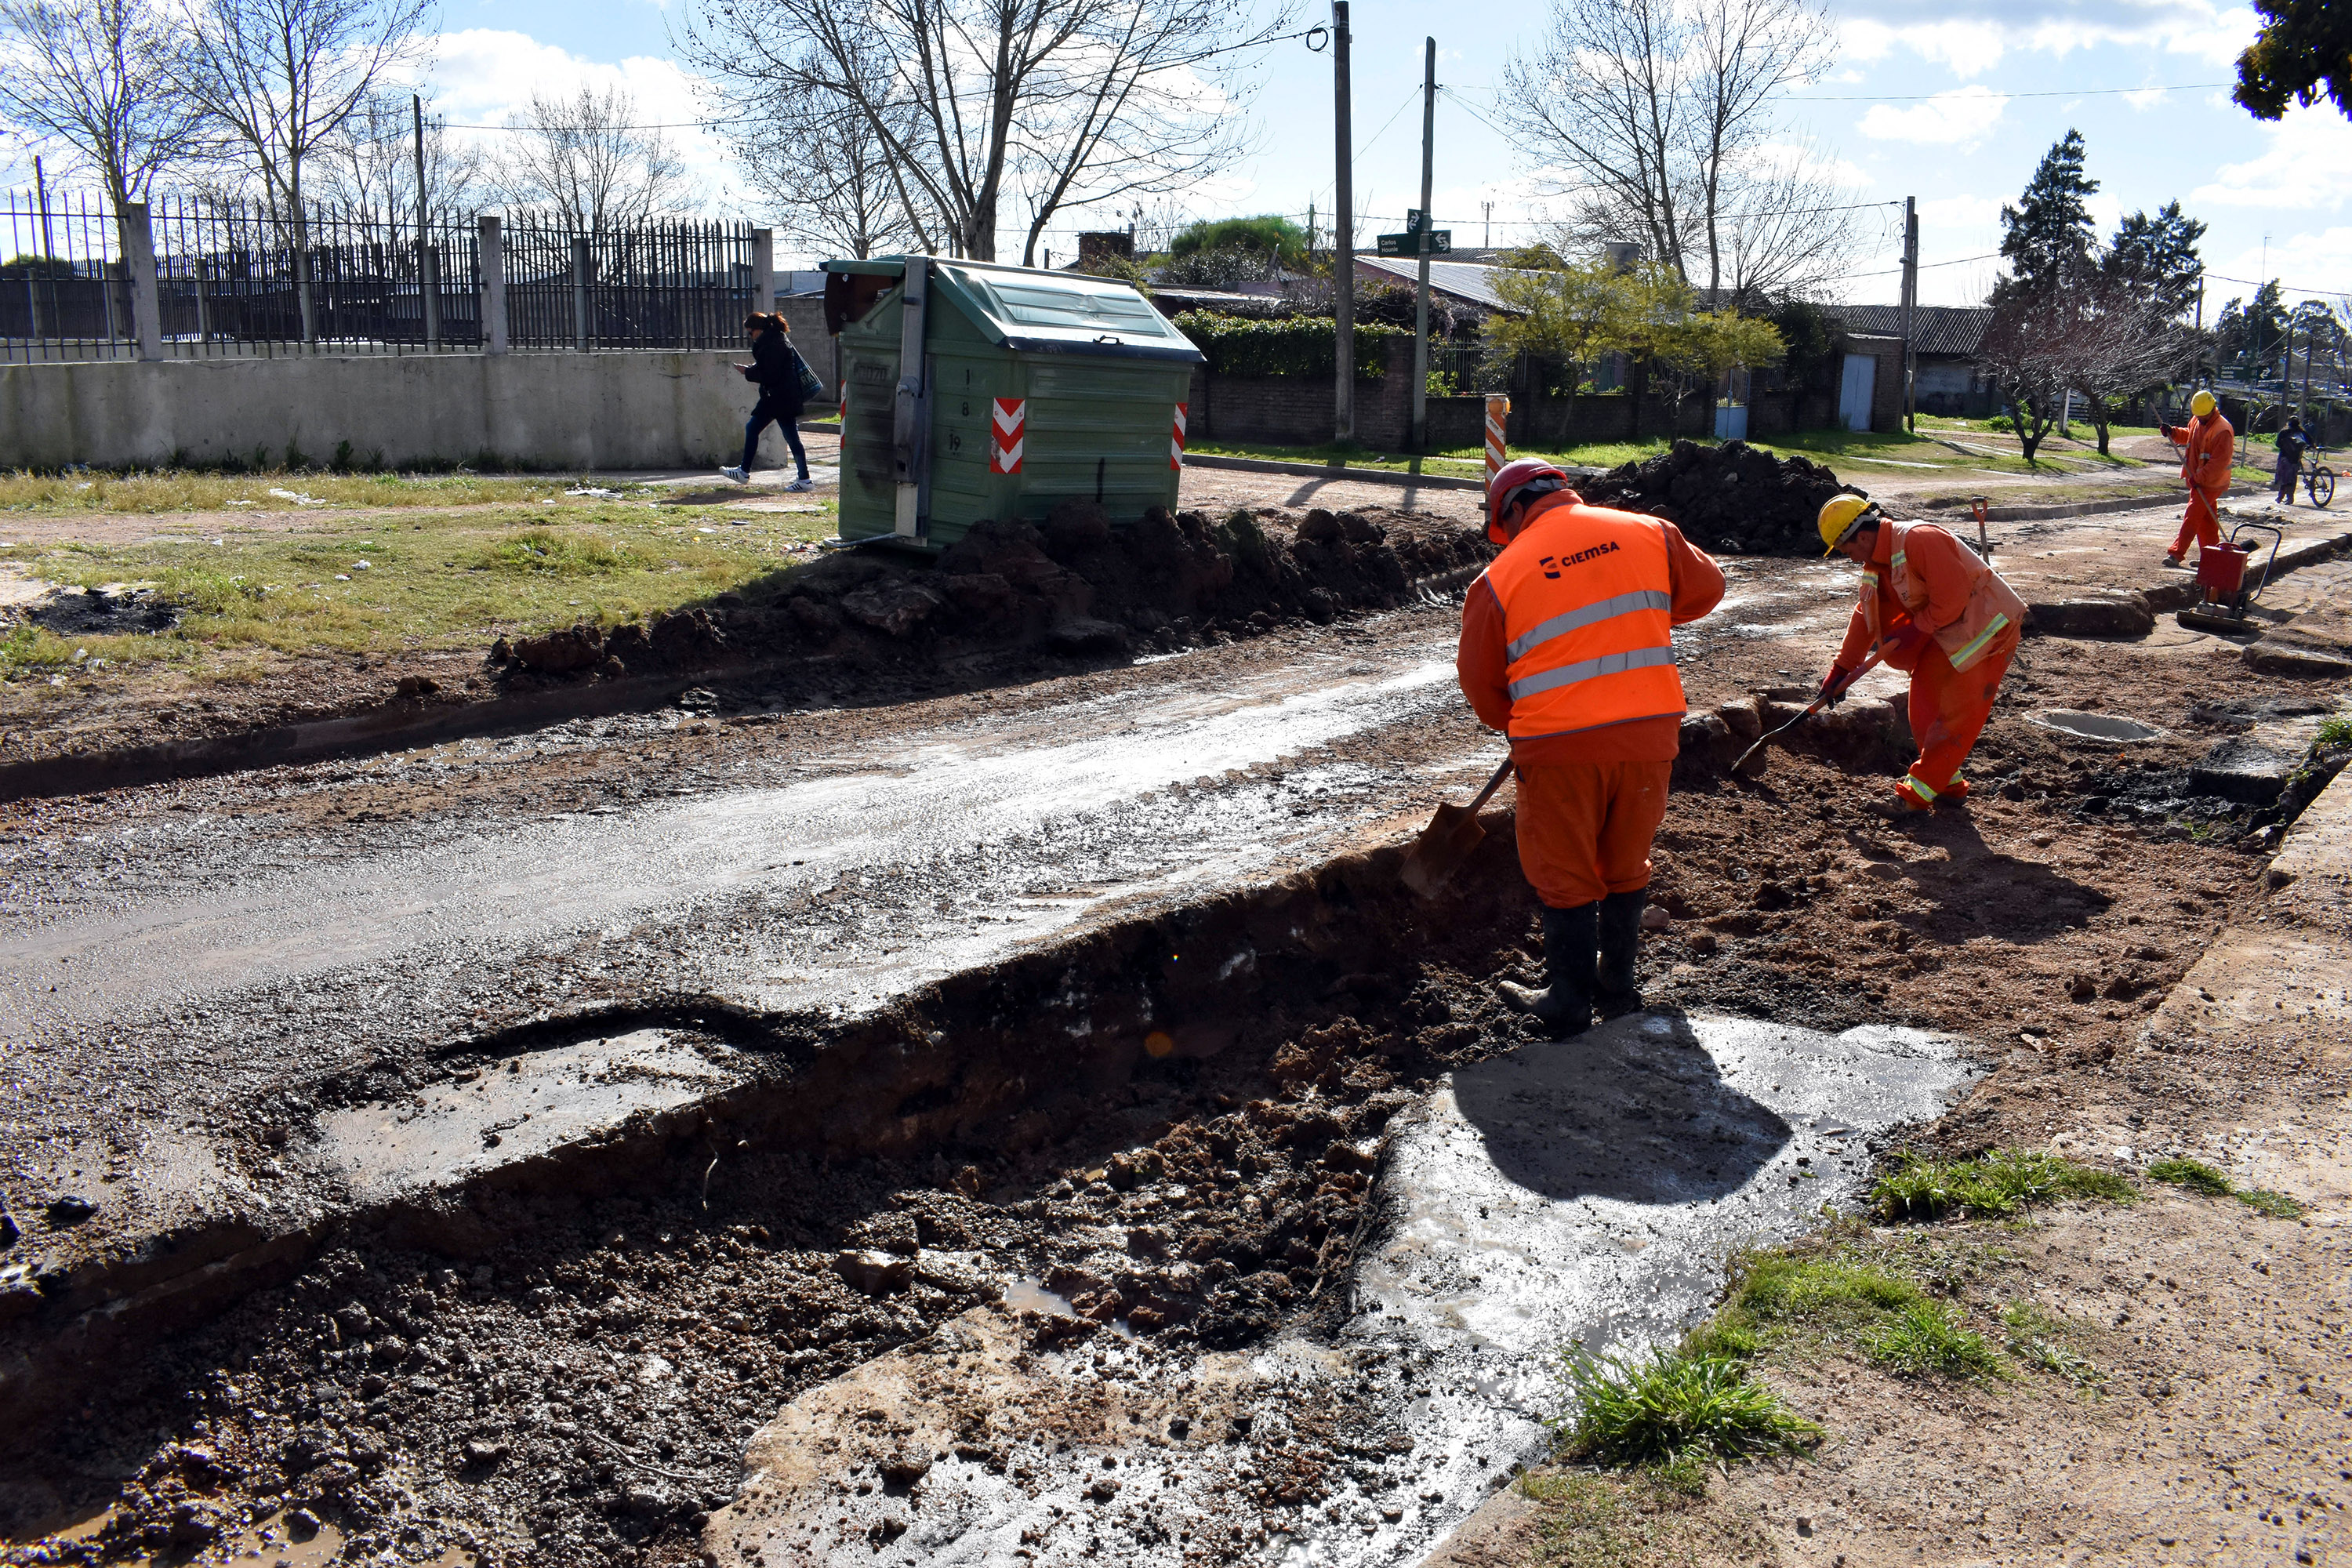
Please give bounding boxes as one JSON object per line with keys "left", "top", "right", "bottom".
{"left": 1835, "top": 250, "right": 1998, "bottom": 281}
{"left": 1789, "top": 81, "right": 2229, "bottom": 103}
{"left": 2204, "top": 270, "right": 2352, "bottom": 297}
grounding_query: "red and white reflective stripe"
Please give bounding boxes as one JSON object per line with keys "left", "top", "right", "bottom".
{"left": 990, "top": 397, "right": 1025, "bottom": 474}
{"left": 1171, "top": 401, "right": 1189, "bottom": 470}
{"left": 1484, "top": 394, "right": 1511, "bottom": 492}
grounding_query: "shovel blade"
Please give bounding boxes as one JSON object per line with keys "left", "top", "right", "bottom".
{"left": 1399, "top": 801, "right": 1486, "bottom": 899}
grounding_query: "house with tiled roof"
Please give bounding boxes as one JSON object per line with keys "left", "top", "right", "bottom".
{"left": 1829, "top": 303, "right": 1998, "bottom": 416}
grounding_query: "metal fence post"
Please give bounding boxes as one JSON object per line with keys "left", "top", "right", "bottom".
{"left": 752, "top": 227, "right": 774, "bottom": 317}
{"left": 123, "top": 201, "right": 165, "bottom": 361}
{"left": 423, "top": 241, "right": 441, "bottom": 349}
{"left": 478, "top": 216, "right": 507, "bottom": 355}
{"left": 571, "top": 235, "right": 591, "bottom": 352}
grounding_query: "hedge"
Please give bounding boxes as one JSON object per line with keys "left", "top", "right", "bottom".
{"left": 1169, "top": 311, "right": 1406, "bottom": 379}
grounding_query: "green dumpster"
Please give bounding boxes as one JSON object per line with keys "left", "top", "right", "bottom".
{"left": 819, "top": 256, "right": 1205, "bottom": 549}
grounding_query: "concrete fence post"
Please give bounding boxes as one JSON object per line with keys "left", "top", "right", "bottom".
{"left": 122, "top": 201, "right": 165, "bottom": 362}
{"left": 752, "top": 228, "right": 774, "bottom": 318}
{"left": 477, "top": 216, "right": 507, "bottom": 356}
{"left": 571, "top": 236, "right": 592, "bottom": 353}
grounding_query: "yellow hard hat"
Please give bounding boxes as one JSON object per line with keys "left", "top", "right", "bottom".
{"left": 2190, "top": 389, "right": 2217, "bottom": 416}
{"left": 1818, "top": 494, "right": 1881, "bottom": 556}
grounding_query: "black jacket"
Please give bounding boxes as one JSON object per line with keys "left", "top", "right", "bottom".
{"left": 2277, "top": 429, "right": 2310, "bottom": 468}
{"left": 748, "top": 328, "right": 806, "bottom": 408}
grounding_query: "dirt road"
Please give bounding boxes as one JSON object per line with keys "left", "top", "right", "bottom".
{"left": 4, "top": 478, "right": 2350, "bottom": 1568}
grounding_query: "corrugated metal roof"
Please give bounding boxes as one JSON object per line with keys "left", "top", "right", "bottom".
{"left": 1831, "top": 304, "right": 1993, "bottom": 358}
{"left": 1352, "top": 255, "right": 1536, "bottom": 314}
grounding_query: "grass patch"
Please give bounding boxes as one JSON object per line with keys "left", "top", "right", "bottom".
{"left": 1861, "top": 1301, "right": 2005, "bottom": 1381}
{"left": 1551, "top": 1347, "right": 1821, "bottom": 1469}
{"left": 1873, "top": 1147, "right": 2135, "bottom": 1221}
{"left": 1515, "top": 1468, "right": 1776, "bottom": 1563}
{"left": 0, "top": 503, "right": 834, "bottom": 681}
{"left": 2001, "top": 1301, "right": 2106, "bottom": 1391}
{"left": 2150, "top": 1156, "right": 2307, "bottom": 1218}
{"left": 1185, "top": 438, "right": 1484, "bottom": 477}
{"left": 2315, "top": 716, "right": 2352, "bottom": 748}
{"left": 0, "top": 467, "right": 608, "bottom": 515}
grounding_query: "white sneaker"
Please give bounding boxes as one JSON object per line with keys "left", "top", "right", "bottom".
{"left": 720, "top": 465, "right": 748, "bottom": 484}
{"left": 786, "top": 476, "right": 815, "bottom": 492}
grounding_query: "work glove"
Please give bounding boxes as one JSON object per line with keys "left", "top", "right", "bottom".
{"left": 1817, "top": 666, "right": 1852, "bottom": 708}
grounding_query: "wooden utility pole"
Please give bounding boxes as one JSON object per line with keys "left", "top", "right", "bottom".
{"left": 1410, "top": 34, "right": 1435, "bottom": 452}
{"left": 1899, "top": 195, "right": 1917, "bottom": 432}
{"left": 1331, "top": 2, "right": 1356, "bottom": 443}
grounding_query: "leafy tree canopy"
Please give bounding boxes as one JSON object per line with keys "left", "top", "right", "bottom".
{"left": 1, "top": 255, "right": 77, "bottom": 280}
{"left": 2234, "top": 0, "right": 2352, "bottom": 121}
{"left": 1167, "top": 215, "right": 1309, "bottom": 268}
{"left": 2105, "top": 201, "right": 2206, "bottom": 318}
{"left": 1998, "top": 130, "right": 2100, "bottom": 293}
{"left": 1494, "top": 241, "right": 1566, "bottom": 270}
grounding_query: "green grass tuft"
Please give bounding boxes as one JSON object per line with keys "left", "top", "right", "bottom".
{"left": 1552, "top": 1346, "right": 1820, "bottom": 1469}
{"left": 2147, "top": 1156, "right": 2306, "bottom": 1218}
{"left": 2147, "top": 1156, "right": 2234, "bottom": 1196}
{"left": 1860, "top": 1301, "right": 2006, "bottom": 1380}
{"left": 2001, "top": 1302, "right": 2106, "bottom": 1391}
{"left": 2315, "top": 715, "right": 2352, "bottom": 748}
{"left": 1873, "top": 1148, "right": 2134, "bottom": 1222}
{"left": 2237, "top": 1187, "right": 2305, "bottom": 1219}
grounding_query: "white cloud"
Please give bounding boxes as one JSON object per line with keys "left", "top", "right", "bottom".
{"left": 2124, "top": 87, "right": 2168, "bottom": 111}
{"left": 1837, "top": 0, "right": 2257, "bottom": 71}
{"left": 1899, "top": 22, "right": 2007, "bottom": 77}
{"left": 1858, "top": 86, "right": 2008, "bottom": 149}
{"left": 1839, "top": 19, "right": 1897, "bottom": 62}
{"left": 426, "top": 29, "right": 737, "bottom": 213}
{"left": 1917, "top": 194, "right": 2002, "bottom": 230}
{"left": 2192, "top": 105, "right": 2352, "bottom": 211}
{"left": 2205, "top": 228, "right": 2352, "bottom": 299}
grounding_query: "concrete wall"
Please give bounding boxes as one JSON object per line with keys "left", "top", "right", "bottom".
{"left": 0, "top": 350, "right": 777, "bottom": 471}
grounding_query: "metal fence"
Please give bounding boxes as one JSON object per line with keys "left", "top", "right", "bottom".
{"left": 1, "top": 189, "right": 764, "bottom": 364}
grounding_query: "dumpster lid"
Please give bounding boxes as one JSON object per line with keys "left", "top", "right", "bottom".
{"left": 822, "top": 255, "right": 1202, "bottom": 365}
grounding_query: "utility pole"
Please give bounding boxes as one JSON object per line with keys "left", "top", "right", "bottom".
{"left": 1331, "top": 2, "right": 1356, "bottom": 444}
{"left": 1410, "top": 34, "right": 1435, "bottom": 452}
{"left": 1899, "top": 195, "right": 1918, "bottom": 433}
{"left": 1483, "top": 200, "right": 1493, "bottom": 249}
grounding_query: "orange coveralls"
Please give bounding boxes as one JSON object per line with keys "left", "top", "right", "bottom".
{"left": 1834, "top": 522, "right": 2020, "bottom": 808}
{"left": 2161, "top": 412, "right": 2236, "bottom": 558}
{"left": 1457, "top": 502, "right": 1726, "bottom": 907}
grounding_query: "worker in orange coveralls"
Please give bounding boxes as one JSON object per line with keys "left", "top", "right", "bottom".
{"left": 2160, "top": 389, "right": 2236, "bottom": 567}
{"left": 1457, "top": 459, "right": 1725, "bottom": 1036}
{"left": 1817, "top": 494, "right": 2027, "bottom": 814}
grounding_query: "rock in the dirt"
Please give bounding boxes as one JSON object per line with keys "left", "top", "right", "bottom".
{"left": 840, "top": 579, "right": 946, "bottom": 637}
{"left": 878, "top": 1451, "right": 933, "bottom": 1487}
{"left": 1045, "top": 617, "right": 1130, "bottom": 655}
{"left": 2245, "top": 643, "right": 2352, "bottom": 677}
{"left": 834, "top": 1250, "right": 913, "bottom": 1296}
{"left": 513, "top": 624, "right": 604, "bottom": 673}
{"left": 394, "top": 674, "right": 438, "bottom": 699}
{"left": 461, "top": 1438, "right": 508, "bottom": 1468}
{"left": 2188, "top": 736, "right": 2301, "bottom": 804}
{"left": 1640, "top": 906, "right": 1671, "bottom": 931}
{"left": 2025, "top": 596, "right": 2154, "bottom": 639}
{"left": 44, "top": 1195, "right": 96, "bottom": 1226}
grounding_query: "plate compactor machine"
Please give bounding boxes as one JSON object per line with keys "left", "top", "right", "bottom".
{"left": 2177, "top": 521, "right": 2285, "bottom": 634}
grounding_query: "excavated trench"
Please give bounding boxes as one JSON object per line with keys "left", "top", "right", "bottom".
{"left": 0, "top": 664, "right": 2307, "bottom": 1568}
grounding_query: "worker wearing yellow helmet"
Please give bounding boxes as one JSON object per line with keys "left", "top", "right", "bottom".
{"left": 2158, "top": 389, "right": 2235, "bottom": 568}
{"left": 1816, "top": 493, "right": 2027, "bottom": 813}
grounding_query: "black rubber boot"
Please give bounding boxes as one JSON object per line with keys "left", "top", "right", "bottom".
{"left": 1595, "top": 887, "right": 1649, "bottom": 1018}
{"left": 1497, "top": 902, "right": 1597, "bottom": 1036}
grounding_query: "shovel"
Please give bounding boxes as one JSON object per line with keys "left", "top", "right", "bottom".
{"left": 1400, "top": 754, "right": 1516, "bottom": 899}
{"left": 1731, "top": 647, "right": 1887, "bottom": 776}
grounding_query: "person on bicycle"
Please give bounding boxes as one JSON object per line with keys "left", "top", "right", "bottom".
{"left": 2275, "top": 416, "right": 2312, "bottom": 506}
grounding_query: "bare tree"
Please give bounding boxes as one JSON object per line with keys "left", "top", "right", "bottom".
{"left": 0, "top": 0, "right": 209, "bottom": 218}
{"left": 726, "top": 45, "right": 933, "bottom": 260}
{"left": 316, "top": 90, "right": 481, "bottom": 222}
{"left": 1499, "top": 0, "right": 1847, "bottom": 300}
{"left": 2068, "top": 278, "right": 2198, "bottom": 455}
{"left": 491, "top": 83, "right": 689, "bottom": 232}
{"left": 1979, "top": 287, "right": 2074, "bottom": 463}
{"left": 681, "top": 0, "right": 1294, "bottom": 265}
{"left": 181, "top": 0, "right": 430, "bottom": 338}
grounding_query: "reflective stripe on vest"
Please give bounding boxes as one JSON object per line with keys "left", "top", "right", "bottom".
{"left": 1483, "top": 496, "right": 1686, "bottom": 739}
{"left": 1860, "top": 522, "right": 2024, "bottom": 674}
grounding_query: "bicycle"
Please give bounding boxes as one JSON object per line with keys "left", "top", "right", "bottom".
{"left": 2305, "top": 449, "right": 2336, "bottom": 509}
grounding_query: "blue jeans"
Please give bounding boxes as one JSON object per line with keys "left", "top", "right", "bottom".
{"left": 744, "top": 394, "right": 808, "bottom": 476}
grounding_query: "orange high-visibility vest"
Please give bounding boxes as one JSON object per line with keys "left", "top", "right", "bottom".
{"left": 1481, "top": 495, "right": 1685, "bottom": 739}
{"left": 2175, "top": 412, "right": 2234, "bottom": 494}
{"left": 1856, "top": 520, "right": 2026, "bottom": 673}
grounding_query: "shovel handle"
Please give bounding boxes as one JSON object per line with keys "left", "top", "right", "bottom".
{"left": 1730, "top": 646, "right": 1889, "bottom": 773}
{"left": 1465, "top": 754, "right": 1515, "bottom": 814}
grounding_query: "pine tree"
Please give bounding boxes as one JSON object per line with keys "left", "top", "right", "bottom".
{"left": 2105, "top": 201, "right": 2207, "bottom": 320}
{"left": 1998, "top": 130, "right": 2100, "bottom": 294}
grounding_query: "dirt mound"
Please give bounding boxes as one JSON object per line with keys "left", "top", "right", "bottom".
{"left": 1577, "top": 439, "right": 1849, "bottom": 557}
{"left": 491, "top": 504, "right": 1491, "bottom": 688}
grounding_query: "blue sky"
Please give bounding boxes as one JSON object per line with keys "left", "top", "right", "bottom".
{"left": 9, "top": 0, "right": 2347, "bottom": 314}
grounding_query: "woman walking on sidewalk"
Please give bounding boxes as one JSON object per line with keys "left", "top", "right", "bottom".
{"left": 722, "top": 312, "right": 815, "bottom": 491}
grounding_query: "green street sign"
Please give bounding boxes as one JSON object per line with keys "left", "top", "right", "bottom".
{"left": 1375, "top": 231, "right": 1452, "bottom": 256}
